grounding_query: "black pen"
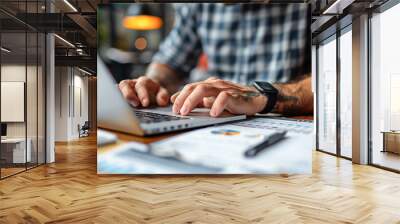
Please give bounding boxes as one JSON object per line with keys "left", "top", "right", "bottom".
{"left": 244, "top": 131, "right": 287, "bottom": 158}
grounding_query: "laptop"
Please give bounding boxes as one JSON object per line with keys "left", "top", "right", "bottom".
{"left": 97, "top": 56, "right": 246, "bottom": 136}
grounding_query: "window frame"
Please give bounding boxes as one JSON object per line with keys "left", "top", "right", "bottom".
{"left": 314, "top": 18, "right": 353, "bottom": 161}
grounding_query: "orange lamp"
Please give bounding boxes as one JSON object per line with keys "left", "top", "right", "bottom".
{"left": 123, "top": 15, "right": 163, "bottom": 30}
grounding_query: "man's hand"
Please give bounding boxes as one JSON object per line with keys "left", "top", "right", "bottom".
{"left": 171, "top": 78, "right": 267, "bottom": 117}
{"left": 118, "top": 77, "right": 170, "bottom": 107}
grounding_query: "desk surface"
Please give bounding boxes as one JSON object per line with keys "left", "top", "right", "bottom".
{"left": 98, "top": 116, "right": 313, "bottom": 149}
{"left": 99, "top": 116, "right": 312, "bottom": 145}
{"left": 98, "top": 117, "right": 312, "bottom": 174}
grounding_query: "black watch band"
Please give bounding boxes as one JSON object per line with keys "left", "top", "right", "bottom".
{"left": 253, "top": 81, "right": 279, "bottom": 114}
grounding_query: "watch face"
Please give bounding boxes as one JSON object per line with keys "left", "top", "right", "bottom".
{"left": 254, "top": 81, "right": 278, "bottom": 93}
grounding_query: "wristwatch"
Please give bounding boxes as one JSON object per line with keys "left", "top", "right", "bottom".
{"left": 253, "top": 81, "right": 279, "bottom": 114}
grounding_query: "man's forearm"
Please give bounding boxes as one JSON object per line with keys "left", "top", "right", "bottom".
{"left": 146, "top": 63, "right": 185, "bottom": 94}
{"left": 273, "top": 76, "right": 313, "bottom": 115}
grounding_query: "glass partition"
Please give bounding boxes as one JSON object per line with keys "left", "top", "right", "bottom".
{"left": 38, "top": 32, "right": 46, "bottom": 165}
{"left": 27, "top": 30, "right": 38, "bottom": 169}
{"left": 37, "top": 0, "right": 46, "bottom": 166}
{"left": 0, "top": 27, "right": 28, "bottom": 177}
{"left": 0, "top": 0, "right": 46, "bottom": 179}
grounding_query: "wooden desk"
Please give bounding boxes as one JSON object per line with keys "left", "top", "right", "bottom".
{"left": 98, "top": 117, "right": 313, "bottom": 174}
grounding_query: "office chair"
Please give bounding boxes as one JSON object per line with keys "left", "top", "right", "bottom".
{"left": 79, "top": 121, "right": 90, "bottom": 138}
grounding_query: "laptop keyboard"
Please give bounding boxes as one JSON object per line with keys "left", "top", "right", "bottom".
{"left": 134, "top": 110, "right": 189, "bottom": 124}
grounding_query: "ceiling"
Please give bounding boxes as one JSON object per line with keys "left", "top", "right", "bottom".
{"left": 0, "top": 0, "right": 102, "bottom": 73}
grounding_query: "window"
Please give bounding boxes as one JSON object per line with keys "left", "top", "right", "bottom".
{"left": 317, "top": 36, "right": 337, "bottom": 155}
{"left": 339, "top": 28, "right": 352, "bottom": 158}
{"left": 316, "top": 25, "right": 353, "bottom": 159}
{"left": 370, "top": 2, "right": 400, "bottom": 171}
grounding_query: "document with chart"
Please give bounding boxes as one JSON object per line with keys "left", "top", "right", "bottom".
{"left": 98, "top": 118, "right": 314, "bottom": 174}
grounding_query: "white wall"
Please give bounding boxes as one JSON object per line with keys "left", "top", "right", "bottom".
{"left": 54, "top": 67, "right": 89, "bottom": 141}
{"left": 73, "top": 73, "right": 89, "bottom": 137}
{"left": 1, "top": 65, "right": 26, "bottom": 137}
{"left": 1, "top": 65, "right": 41, "bottom": 138}
{"left": 55, "top": 66, "right": 69, "bottom": 141}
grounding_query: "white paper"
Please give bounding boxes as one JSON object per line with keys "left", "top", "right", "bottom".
{"left": 150, "top": 122, "right": 313, "bottom": 174}
{"left": 97, "top": 130, "right": 118, "bottom": 146}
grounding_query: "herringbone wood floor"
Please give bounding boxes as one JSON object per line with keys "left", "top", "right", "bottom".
{"left": 1, "top": 135, "right": 400, "bottom": 224}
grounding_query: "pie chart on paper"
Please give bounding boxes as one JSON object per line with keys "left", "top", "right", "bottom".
{"left": 210, "top": 129, "right": 241, "bottom": 136}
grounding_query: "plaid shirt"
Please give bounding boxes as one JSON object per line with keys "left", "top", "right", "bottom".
{"left": 153, "top": 3, "right": 309, "bottom": 85}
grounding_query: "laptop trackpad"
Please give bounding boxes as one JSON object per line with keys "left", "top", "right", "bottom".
{"left": 188, "top": 108, "right": 234, "bottom": 118}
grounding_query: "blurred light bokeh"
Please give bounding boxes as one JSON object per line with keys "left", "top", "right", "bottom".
{"left": 98, "top": 4, "right": 175, "bottom": 82}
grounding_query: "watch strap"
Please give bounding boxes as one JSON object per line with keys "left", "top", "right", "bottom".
{"left": 260, "top": 92, "right": 277, "bottom": 114}
{"left": 253, "top": 81, "right": 278, "bottom": 114}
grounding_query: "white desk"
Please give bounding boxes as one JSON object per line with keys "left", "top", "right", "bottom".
{"left": 1, "top": 138, "right": 31, "bottom": 163}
